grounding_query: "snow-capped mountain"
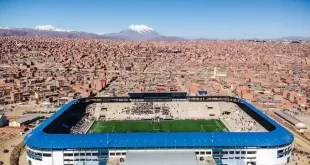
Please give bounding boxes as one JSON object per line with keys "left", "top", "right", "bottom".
{"left": 0, "top": 26, "right": 102, "bottom": 38}
{"left": 102, "top": 24, "right": 184, "bottom": 41}
{"left": 128, "top": 24, "right": 155, "bottom": 34}
{"left": 35, "top": 25, "right": 72, "bottom": 32}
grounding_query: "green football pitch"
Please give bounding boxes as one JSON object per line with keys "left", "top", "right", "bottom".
{"left": 88, "top": 119, "right": 228, "bottom": 133}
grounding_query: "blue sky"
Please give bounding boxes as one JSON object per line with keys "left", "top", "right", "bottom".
{"left": 0, "top": 0, "right": 309, "bottom": 39}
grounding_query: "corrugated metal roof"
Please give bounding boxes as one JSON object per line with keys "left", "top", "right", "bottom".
{"left": 15, "top": 114, "right": 40, "bottom": 124}
{"left": 274, "top": 111, "right": 304, "bottom": 125}
{"left": 24, "top": 98, "right": 294, "bottom": 149}
{"left": 125, "top": 151, "right": 197, "bottom": 165}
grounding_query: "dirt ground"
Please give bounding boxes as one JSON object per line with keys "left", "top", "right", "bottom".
{"left": 0, "top": 132, "right": 27, "bottom": 165}
{"left": 19, "top": 150, "right": 27, "bottom": 165}
{"left": 1, "top": 101, "right": 58, "bottom": 117}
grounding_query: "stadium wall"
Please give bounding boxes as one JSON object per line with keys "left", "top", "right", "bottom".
{"left": 26, "top": 145, "right": 292, "bottom": 165}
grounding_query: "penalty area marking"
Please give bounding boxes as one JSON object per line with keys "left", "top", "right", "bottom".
{"left": 93, "top": 126, "right": 115, "bottom": 133}
{"left": 215, "top": 120, "right": 227, "bottom": 132}
{"left": 201, "top": 125, "right": 217, "bottom": 132}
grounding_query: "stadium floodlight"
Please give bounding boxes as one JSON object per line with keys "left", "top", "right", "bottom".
{"left": 106, "top": 133, "right": 109, "bottom": 144}
{"left": 175, "top": 140, "right": 177, "bottom": 150}
{"left": 51, "top": 141, "right": 54, "bottom": 165}
{"left": 73, "top": 141, "right": 76, "bottom": 163}
{"left": 135, "top": 140, "right": 137, "bottom": 149}
{"left": 114, "top": 140, "right": 117, "bottom": 151}
{"left": 91, "top": 141, "right": 94, "bottom": 157}
{"left": 204, "top": 140, "right": 207, "bottom": 150}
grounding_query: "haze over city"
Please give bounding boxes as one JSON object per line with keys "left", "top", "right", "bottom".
{"left": 0, "top": 1, "right": 310, "bottom": 165}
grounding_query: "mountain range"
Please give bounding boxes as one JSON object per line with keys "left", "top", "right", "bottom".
{"left": 0, "top": 25, "right": 185, "bottom": 41}
{"left": 0, "top": 25, "right": 309, "bottom": 41}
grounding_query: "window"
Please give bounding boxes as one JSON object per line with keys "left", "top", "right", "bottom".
{"left": 80, "top": 153, "right": 85, "bottom": 156}
{"left": 64, "top": 153, "right": 73, "bottom": 156}
{"left": 200, "top": 151, "right": 205, "bottom": 155}
{"left": 235, "top": 151, "right": 240, "bottom": 154}
{"left": 247, "top": 151, "right": 256, "bottom": 154}
{"left": 235, "top": 157, "right": 240, "bottom": 159}
{"left": 34, "top": 157, "right": 42, "bottom": 161}
{"left": 43, "top": 153, "right": 51, "bottom": 157}
{"left": 206, "top": 151, "right": 211, "bottom": 155}
{"left": 74, "top": 153, "right": 79, "bottom": 156}
{"left": 101, "top": 153, "right": 109, "bottom": 156}
{"left": 213, "top": 151, "right": 220, "bottom": 154}
{"left": 110, "top": 153, "right": 115, "bottom": 156}
{"left": 221, "top": 151, "right": 228, "bottom": 154}
{"left": 86, "top": 153, "right": 92, "bottom": 156}
{"left": 122, "top": 152, "right": 126, "bottom": 155}
{"left": 64, "top": 159, "right": 73, "bottom": 161}
{"left": 241, "top": 151, "right": 246, "bottom": 154}
{"left": 34, "top": 152, "right": 42, "bottom": 156}
{"left": 195, "top": 151, "right": 199, "bottom": 155}
{"left": 116, "top": 153, "right": 121, "bottom": 156}
{"left": 229, "top": 151, "right": 234, "bottom": 154}
{"left": 92, "top": 153, "right": 100, "bottom": 156}
{"left": 277, "top": 150, "right": 284, "bottom": 153}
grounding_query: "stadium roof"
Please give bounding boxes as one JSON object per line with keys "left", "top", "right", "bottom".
{"left": 125, "top": 151, "right": 197, "bottom": 165}
{"left": 128, "top": 92, "right": 187, "bottom": 99}
{"left": 24, "top": 96, "right": 294, "bottom": 149}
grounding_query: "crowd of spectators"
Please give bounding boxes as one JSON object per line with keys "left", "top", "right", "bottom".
{"left": 222, "top": 110, "right": 266, "bottom": 132}
{"left": 70, "top": 104, "right": 95, "bottom": 134}
{"left": 121, "top": 102, "right": 171, "bottom": 117}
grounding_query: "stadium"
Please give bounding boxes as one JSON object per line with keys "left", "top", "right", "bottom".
{"left": 24, "top": 92, "right": 294, "bottom": 165}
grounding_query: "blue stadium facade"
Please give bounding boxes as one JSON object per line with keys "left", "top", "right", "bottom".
{"left": 24, "top": 93, "right": 294, "bottom": 165}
